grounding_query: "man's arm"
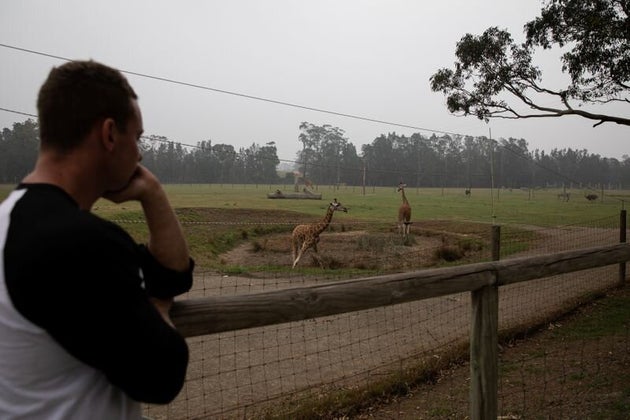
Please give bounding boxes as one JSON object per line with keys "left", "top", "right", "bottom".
{"left": 105, "top": 165, "right": 190, "bottom": 271}
{"left": 104, "top": 165, "right": 192, "bottom": 324}
{"left": 141, "top": 182, "right": 189, "bottom": 271}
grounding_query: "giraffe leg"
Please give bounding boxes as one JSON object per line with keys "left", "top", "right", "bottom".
{"left": 292, "top": 241, "right": 304, "bottom": 268}
{"left": 403, "top": 221, "right": 412, "bottom": 243}
{"left": 292, "top": 245, "right": 304, "bottom": 268}
{"left": 311, "top": 239, "right": 325, "bottom": 267}
{"left": 292, "top": 251, "right": 302, "bottom": 269}
{"left": 291, "top": 237, "right": 299, "bottom": 263}
{"left": 292, "top": 240, "right": 311, "bottom": 268}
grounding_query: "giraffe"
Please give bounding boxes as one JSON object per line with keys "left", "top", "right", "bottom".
{"left": 291, "top": 198, "right": 348, "bottom": 268}
{"left": 397, "top": 182, "right": 412, "bottom": 241}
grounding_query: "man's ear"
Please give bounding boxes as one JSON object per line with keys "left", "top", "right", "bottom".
{"left": 100, "top": 118, "right": 117, "bottom": 152}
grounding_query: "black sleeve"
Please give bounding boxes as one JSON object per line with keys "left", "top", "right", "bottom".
{"left": 7, "top": 222, "right": 190, "bottom": 404}
{"left": 138, "top": 245, "right": 194, "bottom": 299}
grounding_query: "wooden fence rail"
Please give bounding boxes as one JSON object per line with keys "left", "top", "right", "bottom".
{"left": 171, "top": 243, "right": 630, "bottom": 338}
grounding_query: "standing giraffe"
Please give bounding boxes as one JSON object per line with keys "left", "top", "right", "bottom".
{"left": 291, "top": 198, "right": 348, "bottom": 268}
{"left": 397, "top": 182, "right": 412, "bottom": 241}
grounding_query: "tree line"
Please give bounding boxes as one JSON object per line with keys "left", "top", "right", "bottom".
{"left": 2, "top": 118, "right": 630, "bottom": 189}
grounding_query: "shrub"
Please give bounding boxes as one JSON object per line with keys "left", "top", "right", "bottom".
{"left": 433, "top": 244, "right": 463, "bottom": 262}
{"left": 356, "top": 234, "right": 388, "bottom": 252}
{"left": 251, "top": 240, "right": 267, "bottom": 253}
{"left": 458, "top": 237, "right": 484, "bottom": 252}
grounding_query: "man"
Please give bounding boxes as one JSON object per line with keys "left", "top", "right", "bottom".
{"left": 0, "top": 60, "right": 194, "bottom": 419}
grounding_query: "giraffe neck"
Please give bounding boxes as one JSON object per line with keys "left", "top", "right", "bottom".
{"left": 313, "top": 207, "right": 335, "bottom": 235}
{"left": 401, "top": 188, "right": 409, "bottom": 205}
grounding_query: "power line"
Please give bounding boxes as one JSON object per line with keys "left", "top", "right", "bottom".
{"left": 0, "top": 42, "right": 464, "bottom": 138}
{"left": 0, "top": 107, "right": 36, "bottom": 118}
{"left": 0, "top": 43, "right": 624, "bottom": 198}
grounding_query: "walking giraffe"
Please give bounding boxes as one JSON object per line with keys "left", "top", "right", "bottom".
{"left": 291, "top": 198, "right": 348, "bottom": 268}
{"left": 397, "top": 182, "right": 412, "bottom": 241}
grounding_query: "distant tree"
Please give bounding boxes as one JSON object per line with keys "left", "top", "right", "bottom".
{"left": 141, "top": 135, "right": 169, "bottom": 181}
{"left": 0, "top": 119, "right": 39, "bottom": 183}
{"left": 338, "top": 141, "right": 363, "bottom": 186}
{"left": 296, "top": 122, "right": 321, "bottom": 180}
{"left": 297, "top": 122, "right": 348, "bottom": 184}
{"left": 430, "top": 0, "right": 630, "bottom": 128}
{"left": 254, "top": 141, "right": 280, "bottom": 184}
{"left": 361, "top": 133, "right": 397, "bottom": 186}
{"left": 238, "top": 141, "right": 280, "bottom": 184}
{"left": 212, "top": 144, "right": 237, "bottom": 183}
{"left": 621, "top": 156, "right": 630, "bottom": 187}
{"left": 497, "top": 138, "right": 532, "bottom": 188}
{"left": 190, "top": 140, "right": 214, "bottom": 182}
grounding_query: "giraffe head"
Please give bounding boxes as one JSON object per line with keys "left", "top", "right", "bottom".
{"left": 397, "top": 182, "right": 407, "bottom": 192}
{"left": 330, "top": 198, "right": 348, "bottom": 213}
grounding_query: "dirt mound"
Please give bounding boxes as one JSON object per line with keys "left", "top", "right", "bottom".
{"left": 219, "top": 230, "right": 474, "bottom": 271}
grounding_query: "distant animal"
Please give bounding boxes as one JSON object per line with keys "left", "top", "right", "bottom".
{"left": 465, "top": 188, "right": 471, "bottom": 197}
{"left": 291, "top": 199, "right": 348, "bottom": 268}
{"left": 397, "top": 182, "right": 412, "bottom": 241}
{"left": 557, "top": 192, "right": 570, "bottom": 201}
{"left": 585, "top": 194, "right": 598, "bottom": 202}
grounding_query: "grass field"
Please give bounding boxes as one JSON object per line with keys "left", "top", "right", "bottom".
{"left": 109, "top": 184, "right": 629, "bottom": 225}
{"left": 2, "top": 183, "right": 627, "bottom": 269}
{"left": 2, "top": 183, "right": 626, "bottom": 224}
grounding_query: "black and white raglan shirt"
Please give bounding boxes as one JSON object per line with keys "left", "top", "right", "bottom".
{"left": 0, "top": 184, "right": 194, "bottom": 420}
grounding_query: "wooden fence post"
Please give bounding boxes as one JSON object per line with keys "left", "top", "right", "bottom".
{"left": 620, "top": 209, "right": 627, "bottom": 286}
{"left": 470, "top": 225, "right": 500, "bottom": 419}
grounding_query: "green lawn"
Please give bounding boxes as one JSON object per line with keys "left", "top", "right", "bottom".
{"left": 84, "top": 183, "right": 628, "bottom": 226}
{"left": 2, "top": 183, "right": 625, "bottom": 227}
{"left": 2, "top": 183, "right": 626, "bottom": 270}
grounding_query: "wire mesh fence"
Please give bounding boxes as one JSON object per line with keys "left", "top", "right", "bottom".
{"left": 369, "top": 284, "right": 630, "bottom": 419}
{"left": 142, "top": 212, "right": 626, "bottom": 419}
{"left": 497, "top": 314, "right": 630, "bottom": 418}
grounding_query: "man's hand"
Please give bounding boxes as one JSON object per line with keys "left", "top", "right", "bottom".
{"left": 103, "top": 165, "right": 160, "bottom": 205}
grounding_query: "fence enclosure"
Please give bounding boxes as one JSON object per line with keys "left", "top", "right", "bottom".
{"left": 145, "top": 210, "right": 628, "bottom": 419}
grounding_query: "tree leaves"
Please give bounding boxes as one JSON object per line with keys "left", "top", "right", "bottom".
{"left": 430, "top": 0, "right": 630, "bottom": 127}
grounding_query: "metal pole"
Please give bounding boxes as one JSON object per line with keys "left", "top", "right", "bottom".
{"left": 620, "top": 208, "right": 627, "bottom": 286}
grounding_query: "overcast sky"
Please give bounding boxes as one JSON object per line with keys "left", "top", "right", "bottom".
{"left": 1, "top": 0, "right": 628, "bottom": 162}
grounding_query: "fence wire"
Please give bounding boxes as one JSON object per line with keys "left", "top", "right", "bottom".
{"left": 141, "top": 213, "right": 626, "bottom": 419}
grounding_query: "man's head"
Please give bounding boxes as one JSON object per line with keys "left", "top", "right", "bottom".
{"left": 37, "top": 60, "right": 138, "bottom": 152}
